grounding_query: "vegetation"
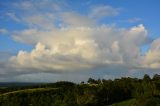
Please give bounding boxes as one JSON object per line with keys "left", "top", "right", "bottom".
{"left": 0, "top": 74, "right": 160, "bottom": 106}
{"left": 109, "top": 99, "right": 137, "bottom": 106}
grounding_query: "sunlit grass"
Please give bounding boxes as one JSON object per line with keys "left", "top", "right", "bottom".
{"left": 0, "top": 88, "right": 57, "bottom": 96}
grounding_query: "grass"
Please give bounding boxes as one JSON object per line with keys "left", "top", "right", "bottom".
{"left": 109, "top": 98, "right": 137, "bottom": 106}
{"left": 0, "top": 88, "right": 58, "bottom": 96}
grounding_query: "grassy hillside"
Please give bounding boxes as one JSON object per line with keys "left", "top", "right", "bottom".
{"left": 0, "top": 88, "right": 57, "bottom": 96}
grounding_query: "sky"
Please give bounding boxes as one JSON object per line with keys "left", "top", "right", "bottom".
{"left": 0, "top": 0, "right": 160, "bottom": 82}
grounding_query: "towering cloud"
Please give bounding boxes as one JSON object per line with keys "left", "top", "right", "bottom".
{"left": 0, "top": 0, "right": 160, "bottom": 82}
{"left": 10, "top": 24, "right": 151, "bottom": 73}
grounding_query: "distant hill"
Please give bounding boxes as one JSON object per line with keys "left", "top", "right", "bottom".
{"left": 0, "top": 82, "right": 46, "bottom": 87}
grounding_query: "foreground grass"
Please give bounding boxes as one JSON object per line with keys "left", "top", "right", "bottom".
{"left": 109, "top": 98, "right": 137, "bottom": 106}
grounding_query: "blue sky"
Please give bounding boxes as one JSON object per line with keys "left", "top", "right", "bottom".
{"left": 0, "top": 0, "right": 160, "bottom": 82}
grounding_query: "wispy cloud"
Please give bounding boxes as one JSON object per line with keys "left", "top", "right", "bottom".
{"left": 6, "top": 12, "right": 20, "bottom": 22}
{"left": 127, "top": 18, "right": 142, "bottom": 23}
{"left": 0, "top": 28, "right": 8, "bottom": 34}
{"left": 89, "top": 5, "right": 120, "bottom": 19}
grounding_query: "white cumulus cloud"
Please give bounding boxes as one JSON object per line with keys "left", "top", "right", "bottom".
{"left": 143, "top": 39, "right": 160, "bottom": 68}
{"left": 1, "top": 0, "right": 160, "bottom": 81}
{"left": 10, "top": 24, "right": 151, "bottom": 73}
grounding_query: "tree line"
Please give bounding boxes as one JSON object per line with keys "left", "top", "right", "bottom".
{"left": 0, "top": 74, "right": 160, "bottom": 106}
